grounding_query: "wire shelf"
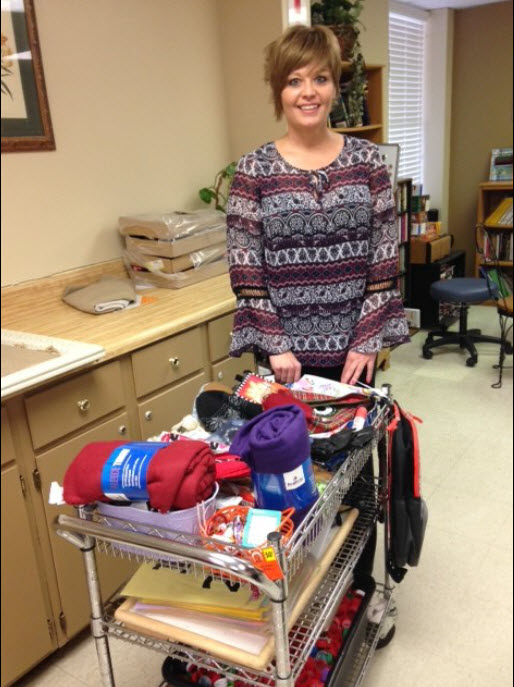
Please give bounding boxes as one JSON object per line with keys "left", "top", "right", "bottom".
{"left": 337, "top": 586, "right": 395, "bottom": 687}
{"left": 101, "top": 479, "right": 378, "bottom": 686}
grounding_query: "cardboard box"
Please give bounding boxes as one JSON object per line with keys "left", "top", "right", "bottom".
{"left": 125, "top": 227, "right": 227, "bottom": 258}
{"left": 128, "top": 258, "right": 228, "bottom": 289}
{"left": 128, "top": 242, "right": 227, "bottom": 274}
{"left": 410, "top": 235, "right": 452, "bottom": 264}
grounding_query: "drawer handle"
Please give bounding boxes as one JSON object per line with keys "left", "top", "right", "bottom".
{"left": 169, "top": 357, "right": 180, "bottom": 368}
{"left": 118, "top": 425, "right": 127, "bottom": 435}
{"left": 217, "top": 371, "right": 224, "bottom": 380}
{"left": 144, "top": 411, "right": 153, "bottom": 421}
{"left": 77, "top": 399, "right": 91, "bottom": 412}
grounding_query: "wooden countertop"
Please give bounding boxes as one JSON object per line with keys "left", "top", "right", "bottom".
{"left": 1, "top": 260, "right": 236, "bottom": 361}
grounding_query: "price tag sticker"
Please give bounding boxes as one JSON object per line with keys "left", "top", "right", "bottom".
{"left": 255, "top": 546, "right": 285, "bottom": 581}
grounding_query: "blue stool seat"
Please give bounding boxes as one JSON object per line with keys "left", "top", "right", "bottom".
{"left": 423, "top": 277, "right": 503, "bottom": 367}
{"left": 430, "top": 277, "right": 498, "bottom": 303}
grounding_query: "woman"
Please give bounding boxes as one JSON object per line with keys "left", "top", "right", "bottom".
{"left": 227, "top": 24, "right": 410, "bottom": 387}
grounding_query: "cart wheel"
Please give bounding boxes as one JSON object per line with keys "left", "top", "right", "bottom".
{"left": 466, "top": 357, "right": 477, "bottom": 367}
{"left": 504, "top": 342, "right": 513, "bottom": 355}
{"left": 162, "top": 657, "right": 189, "bottom": 683}
{"left": 376, "top": 621, "right": 396, "bottom": 649}
{"left": 422, "top": 348, "right": 433, "bottom": 360}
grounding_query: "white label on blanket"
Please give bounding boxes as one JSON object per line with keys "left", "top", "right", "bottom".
{"left": 283, "top": 463, "right": 306, "bottom": 491}
{"left": 100, "top": 442, "right": 169, "bottom": 501}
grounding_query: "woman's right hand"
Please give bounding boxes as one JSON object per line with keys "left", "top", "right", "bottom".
{"left": 269, "top": 351, "right": 302, "bottom": 385}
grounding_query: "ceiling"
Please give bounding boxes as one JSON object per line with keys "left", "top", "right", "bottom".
{"left": 399, "top": 0, "right": 509, "bottom": 9}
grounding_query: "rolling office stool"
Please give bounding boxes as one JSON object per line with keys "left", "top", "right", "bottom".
{"left": 422, "top": 277, "right": 507, "bottom": 367}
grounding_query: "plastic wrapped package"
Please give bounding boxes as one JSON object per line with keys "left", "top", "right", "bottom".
{"left": 123, "top": 248, "right": 228, "bottom": 290}
{"left": 125, "top": 242, "right": 227, "bottom": 275}
{"left": 118, "top": 209, "right": 226, "bottom": 241}
{"left": 124, "top": 226, "right": 227, "bottom": 259}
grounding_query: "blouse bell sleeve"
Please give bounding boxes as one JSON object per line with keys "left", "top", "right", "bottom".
{"left": 349, "top": 147, "right": 411, "bottom": 354}
{"left": 227, "top": 159, "right": 293, "bottom": 358}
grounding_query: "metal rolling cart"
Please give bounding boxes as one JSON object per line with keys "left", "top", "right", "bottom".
{"left": 54, "top": 388, "right": 396, "bottom": 687}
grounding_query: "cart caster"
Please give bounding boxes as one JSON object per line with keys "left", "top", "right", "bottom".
{"left": 162, "top": 657, "right": 191, "bottom": 685}
{"left": 466, "top": 357, "right": 477, "bottom": 367}
{"left": 376, "top": 621, "right": 396, "bottom": 649}
{"left": 422, "top": 348, "right": 433, "bottom": 360}
{"left": 504, "top": 342, "right": 513, "bottom": 355}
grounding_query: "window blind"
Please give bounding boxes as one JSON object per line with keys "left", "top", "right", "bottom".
{"left": 388, "top": 11, "right": 426, "bottom": 185}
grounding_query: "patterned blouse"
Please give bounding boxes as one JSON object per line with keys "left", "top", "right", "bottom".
{"left": 227, "top": 135, "right": 410, "bottom": 367}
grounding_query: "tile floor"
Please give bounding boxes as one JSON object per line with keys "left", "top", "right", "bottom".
{"left": 13, "top": 306, "right": 513, "bottom": 687}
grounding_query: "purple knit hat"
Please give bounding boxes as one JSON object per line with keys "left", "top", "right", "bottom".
{"left": 229, "top": 405, "right": 310, "bottom": 474}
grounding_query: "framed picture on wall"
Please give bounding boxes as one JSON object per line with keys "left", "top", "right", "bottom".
{"left": 377, "top": 143, "right": 400, "bottom": 191}
{"left": 1, "top": 0, "right": 55, "bottom": 152}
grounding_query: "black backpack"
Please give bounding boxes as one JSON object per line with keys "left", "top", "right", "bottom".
{"left": 386, "top": 401, "right": 428, "bottom": 583}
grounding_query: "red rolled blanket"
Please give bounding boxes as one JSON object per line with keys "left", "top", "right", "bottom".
{"left": 62, "top": 440, "right": 216, "bottom": 512}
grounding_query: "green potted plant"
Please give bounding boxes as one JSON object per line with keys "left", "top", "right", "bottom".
{"left": 198, "top": 162, "right": 237, "bottom": 213}
{"left": 311, "top": 0, "right": 364, "bottom": 60}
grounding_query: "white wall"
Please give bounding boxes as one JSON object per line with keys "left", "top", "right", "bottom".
{"left": 424, "top": 9, "right": 454, "bottom": 226}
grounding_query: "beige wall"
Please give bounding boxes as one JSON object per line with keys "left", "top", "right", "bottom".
{"left": 217, "top": 0, "right": 285, "bottom": 160}
{"left": 1, "top": 0, "right": 231, "bottom": 286}
{"left": 449, "top": 0, "right": 513, "bottom": 276}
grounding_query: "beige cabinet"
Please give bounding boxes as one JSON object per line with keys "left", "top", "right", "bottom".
{"left": 1, "top": 414, "right": 55, "bottom": 687}
{"left": 132, "top": 327, "right": 204, "bottom": 397}
{"left": 208, "top": 312, "right": 255, "bottom": 384}
{"left": 35, "top": 413, "right": 139, "bottom": 639}
{"left": 138, "top": 371, "right": 208, "bottom": 437}
{"left": 25, "top": 361, "right": 125, "bottom": 449}
{"left": 1, "top": 307, "right": 254, "bottom": 683}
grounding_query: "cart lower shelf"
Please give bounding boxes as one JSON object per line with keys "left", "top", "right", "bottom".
{"left": 101, "top": 483, "right": 382, "bottom": 686}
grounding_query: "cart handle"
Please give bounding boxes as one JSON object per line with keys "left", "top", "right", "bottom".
{"left": 54, "top": 513, "right": 285, "bottom": 601}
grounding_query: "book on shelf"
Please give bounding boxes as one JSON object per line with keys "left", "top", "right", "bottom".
{"left": 489, "top": 148, "right": 513, "bottom": 182}
{"left": 482, "top": 230, "right": 513, "bottom": 262}
{"left": 485, "top": 197, "right": 513, "bottom": 227}
{"left": 483, "top": 267, "right": 513, "bottom": 298}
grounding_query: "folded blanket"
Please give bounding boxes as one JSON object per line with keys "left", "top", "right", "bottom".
{"left": 62, "top": 276, "right": 136, "bottom": 314}
{"left": 229, "top": 405, "right": 310, "bottom": 474}
{"left": 63, "top": 440, "right": 216, "bottom": 512}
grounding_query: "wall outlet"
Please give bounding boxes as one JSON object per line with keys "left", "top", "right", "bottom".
{"left": 404, "top": 308, "right": 421, "bottom": 329}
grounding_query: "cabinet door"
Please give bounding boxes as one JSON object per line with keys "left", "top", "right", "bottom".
{"left": 35, "top": 413, "right": 138, "bottom": 640}
{"left": 1, "top": 465, "right": 55, "bottom": 686}
{"left": 138, "top": 372, "right": 208, "bottom": 438}
{"left": 211, "top": 354, "right": 255, "bottom": 386}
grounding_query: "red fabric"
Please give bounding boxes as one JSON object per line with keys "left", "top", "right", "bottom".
{"left": 214, "top": 453, "right": 251, "bottom": 481}
{"left": 262, "top": 390, "right": 314, "bottom": 421}
{"left": 62, "top": 441, "right": 216, "bottom": 512}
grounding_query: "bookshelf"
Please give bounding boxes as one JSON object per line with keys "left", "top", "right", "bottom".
{"left": 331, "top": 64, "right": 384, "bottom": 143}
{"left": 396, "top": 178, "right": 412, "bottom": 305}
{"left": 475, "top": 181, "right": 513, "bottom": 304}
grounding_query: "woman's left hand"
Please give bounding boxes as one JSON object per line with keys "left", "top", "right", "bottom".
{"left": 340, "top": 351, "right": 377, "bottom": 386}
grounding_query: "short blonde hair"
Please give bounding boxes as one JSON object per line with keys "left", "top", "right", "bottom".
{"left": 264, "top": 25, "right": 342, "bottom": 120}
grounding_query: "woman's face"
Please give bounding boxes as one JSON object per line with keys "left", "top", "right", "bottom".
{"left": 280, "top": 63, "right": 336, "bottom": 131}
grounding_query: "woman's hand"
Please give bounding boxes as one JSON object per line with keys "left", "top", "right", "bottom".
{"left": 341, "top": 351, "right": 377, "bottom": 386}
{"left": 269, "top": 351, "right": 302, "bottom": 385}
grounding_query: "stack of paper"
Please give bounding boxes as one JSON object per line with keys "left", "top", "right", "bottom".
{"left": 119, "top": 564, "right": 269, "bottom": 621}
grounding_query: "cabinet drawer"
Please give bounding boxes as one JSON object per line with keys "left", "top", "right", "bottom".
{"left": 36, "top": 412, "right": 138, "bottom": 640}
{"left": 132, "top": 327, "right": 203, "bottom": 398}
{"left": 211, "top": 354, "right": 255, "bottom": 386}
{"left": 1, "top": 406, "right": 16, "bottom": 467}
{"left": 208, "top": 312, "right": 235, "bottom": 362}
{"left": 138, "top": 371, "right": 208, "bottom": 438}
{"left": 25, "top": 361, "right": 125, "bottom": 449}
